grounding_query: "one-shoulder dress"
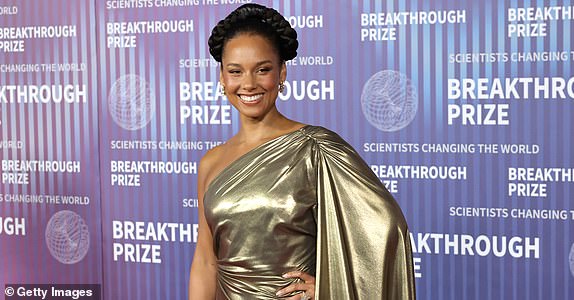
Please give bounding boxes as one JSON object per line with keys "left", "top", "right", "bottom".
{"left": 203, "top": 125, "right": 415, "bottom": 299}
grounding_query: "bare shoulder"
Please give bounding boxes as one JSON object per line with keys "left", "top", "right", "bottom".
{"left": 200, "top": 144, "right": 225, "bottom": 166}
{"left": 197, "top": 142, "right": 233, "bottom": 189}
{"left": 198, "top": 144, "right": 224, "bottom": 182}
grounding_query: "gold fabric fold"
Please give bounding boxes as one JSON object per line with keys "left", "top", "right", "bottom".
{"left": 203, "top": 125, "right": 415, "bottom": 299}
{"left": 311, "top": 128, "right": 416, "bottom": 299}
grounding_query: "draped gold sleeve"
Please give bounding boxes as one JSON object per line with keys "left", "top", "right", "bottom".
{"left": 310, "top": 129, "right": 416, "bottom": 299}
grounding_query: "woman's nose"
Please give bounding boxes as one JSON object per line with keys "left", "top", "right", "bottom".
{"left": 241, "top": 73, "right": 256, "bottom": 90}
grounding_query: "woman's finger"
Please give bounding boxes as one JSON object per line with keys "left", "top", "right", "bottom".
{"left": 282, "top": 271, "right": 316, "bottom": 283}
{"left": 282, "top": 292, "right": 309, "bottom": 300}
{"left": 276, "top": 283, "right": 312, "bottom": 297}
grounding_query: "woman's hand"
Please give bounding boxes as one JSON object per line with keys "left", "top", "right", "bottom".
{"left": 276, "top": 271, "right": 316, "bottom": 300}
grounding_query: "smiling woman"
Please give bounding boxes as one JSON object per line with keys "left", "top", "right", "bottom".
{"left": 188, "top": 4, "right": 415, "bottom": 300}
{"left": 220, "top": 34, "right": 285, "bottom": 120}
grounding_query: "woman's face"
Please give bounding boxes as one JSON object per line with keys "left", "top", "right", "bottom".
{"left": 220, "top": 33, "right": 286, "bottom": 120}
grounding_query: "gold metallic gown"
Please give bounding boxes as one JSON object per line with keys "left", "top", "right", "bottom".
{"left": 203, "top": 125, "right": 415, "bottom": 299}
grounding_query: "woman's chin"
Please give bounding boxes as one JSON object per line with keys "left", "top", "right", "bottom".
{"left": 238, "top": 106, "right": 276, "bottom": 120}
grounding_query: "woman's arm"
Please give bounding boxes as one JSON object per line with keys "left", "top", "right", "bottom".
{"left": 188, "top": 155, "right": 218, "bottom": 300}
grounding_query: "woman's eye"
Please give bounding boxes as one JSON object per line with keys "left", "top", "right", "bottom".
{"left": 228, "top": 70, "right": 241, "bottom": 75}
{"left": 257, "top": 68, "right": 270, "bottom": 73}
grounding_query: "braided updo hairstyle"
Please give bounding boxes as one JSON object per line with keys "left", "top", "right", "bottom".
{"left": 208, "top": 4, "right": 298, "bottom": 63}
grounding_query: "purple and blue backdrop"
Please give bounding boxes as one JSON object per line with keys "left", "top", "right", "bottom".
{"left": 1, "top": 0, "right": 573, "bottom": 299}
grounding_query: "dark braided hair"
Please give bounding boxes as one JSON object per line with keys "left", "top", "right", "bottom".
{"left": 208, "top": 4, "right": 298, "bottom": 62}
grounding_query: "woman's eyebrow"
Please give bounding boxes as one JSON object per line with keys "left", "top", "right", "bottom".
{"left": 224, "top": 60, "right": 274, "bottom": 68}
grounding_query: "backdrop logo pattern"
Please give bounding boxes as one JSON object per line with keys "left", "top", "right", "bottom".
{"left": 361, "top": 70, "right": 418, "bottom": 132}
{"left": 108, "top": 74, "right": 155, "bottom": 130}
{"left": 0, "top": 1, "right": 565, "bottom": 299}
{"left": 45, "top": 210, "right": 91, "bottom": 264}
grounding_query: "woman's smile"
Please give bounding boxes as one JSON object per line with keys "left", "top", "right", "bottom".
{"left": 238, "top": 93, "right": 264, "bottom": 103}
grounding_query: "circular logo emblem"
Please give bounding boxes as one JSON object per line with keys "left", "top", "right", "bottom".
{"left": 569, "top": 243, "right": 574, "bottom": 277}
{"left": 361, "top": 70, "right": 418, "bottom": 132}
{"left": 45, "top": 210, "right": 90, "bottom": 264}
{"left": 108, "top": 74, "right": 155, "bottom": 130}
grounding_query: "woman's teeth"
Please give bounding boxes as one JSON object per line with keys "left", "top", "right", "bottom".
{"left": 240, "top": 94, "right": 262, "bottom": 102}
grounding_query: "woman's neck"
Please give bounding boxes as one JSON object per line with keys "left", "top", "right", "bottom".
{"left": 235, "top": 110, "right": 299, "bottom": 144}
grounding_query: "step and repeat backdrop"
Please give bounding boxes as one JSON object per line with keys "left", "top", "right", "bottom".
{"left": 1, "top": 0, "right": 573, "bottom": 299}
{"left": 0, "top": 0, "right": 103, "bottom": 298}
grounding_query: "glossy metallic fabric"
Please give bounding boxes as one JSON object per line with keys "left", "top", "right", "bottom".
{"left": 203, "top": 126, "right": 415, "bottom": 299}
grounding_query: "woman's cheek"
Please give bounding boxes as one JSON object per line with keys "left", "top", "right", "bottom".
{"left": 259, "top": 76, "right": 278, "bottom": 89}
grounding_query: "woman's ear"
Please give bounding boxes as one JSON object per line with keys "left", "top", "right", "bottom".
{"left": 280, "top": 61, "right": 287, "bottom": 83}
